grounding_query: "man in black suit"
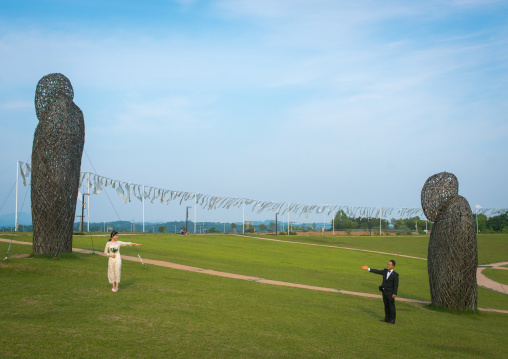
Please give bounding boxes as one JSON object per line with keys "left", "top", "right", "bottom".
{"left": 362, "top": 260, "right": 399, "bottom": 324}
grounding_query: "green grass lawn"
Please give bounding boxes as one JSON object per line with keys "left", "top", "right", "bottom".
{"left": 0, "top": 232, "right": 507, "bottom": 358}
{"left": 483, "top": 268, "right": 508, "bottom": 286}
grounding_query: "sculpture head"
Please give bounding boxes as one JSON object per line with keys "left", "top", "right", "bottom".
{"left": 35, "top": 73, "right": 74, "bottom": 120}
{"left": 421, "top": 172, "right": 459, "bottom": 222}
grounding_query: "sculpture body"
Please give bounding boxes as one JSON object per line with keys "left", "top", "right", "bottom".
{"left": 31, "top": 73, "right": 85, "bottom": 256}
{"left": 421, "top": 172, "right": 477, "bottom": 310}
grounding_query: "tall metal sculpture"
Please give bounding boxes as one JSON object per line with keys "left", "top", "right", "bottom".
{"left": 31, "top": 73, "right": 85, "bottom": 257}
{"left": 421, "top": 172, "right": 477, "bottom": 310}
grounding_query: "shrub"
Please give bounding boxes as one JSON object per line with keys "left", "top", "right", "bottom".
{"left": 208, "top": 227, "right": 222, "bottom": 233}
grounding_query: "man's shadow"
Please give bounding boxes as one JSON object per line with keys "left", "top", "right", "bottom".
{"left": 362, "top": 307, "right": 381, "bottom": 319}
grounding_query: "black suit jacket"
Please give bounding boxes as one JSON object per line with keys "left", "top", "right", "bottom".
{"left": 370, "top": 268, "right": 399, "bottom": 296}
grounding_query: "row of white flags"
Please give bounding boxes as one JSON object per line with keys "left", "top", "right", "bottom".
{"left": 18, "top": 161, "right": 507, "bottom": 219}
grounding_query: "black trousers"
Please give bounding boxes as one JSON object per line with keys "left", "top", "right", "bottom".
{"left": 382, "top": 292, "right": 396, "bottom": 321}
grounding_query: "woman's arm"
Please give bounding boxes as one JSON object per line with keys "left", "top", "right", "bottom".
{"left": 118, "top": 241, "right": 141, "bottom": 247}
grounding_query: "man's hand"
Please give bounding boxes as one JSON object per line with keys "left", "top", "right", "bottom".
{"left": 362, "top": 265, "right": 368, "bottom": 270}
{"left": 392, "top": 294, "right": 397, "bottom": 299}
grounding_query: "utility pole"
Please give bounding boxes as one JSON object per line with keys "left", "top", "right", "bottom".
{"left": 186, "top": 206, "right": 192, "bottom": 234}
{"left": 80, "top": 193, "right": 89, "bottom": 232}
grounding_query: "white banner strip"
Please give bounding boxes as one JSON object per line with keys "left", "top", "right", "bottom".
{"left": 16, "top": 161, "right": 506, "bottom": 219}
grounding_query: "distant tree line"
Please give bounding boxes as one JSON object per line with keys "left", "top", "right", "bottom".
{"left": 332, "top": 210, "right": 391, "bottom": 231}
{"left": 475, "top": 213, "right": 508, "bottom": 233}
{"left": 2, "top": 212, "right": 508, "bottom": 234}
{"left": 331, "top": 210, "right": 508, "bottom": 234}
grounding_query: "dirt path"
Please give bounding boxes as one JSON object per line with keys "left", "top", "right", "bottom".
{"left": 477, "top": 262, "right": 508, "bottom": 294}
{"left": 2, "top": 237, "right": 507, "bottom": 314}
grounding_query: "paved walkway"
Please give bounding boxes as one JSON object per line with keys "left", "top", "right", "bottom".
{"left": 477, "top": 262, "right": 508, "bottom": 294}
{"left": 2, "top": 237, "right": 507, "bottom": 314}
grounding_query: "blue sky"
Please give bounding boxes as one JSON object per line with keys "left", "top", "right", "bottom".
{"left": 1, "top": 0, "right": 507, "bottom": 226}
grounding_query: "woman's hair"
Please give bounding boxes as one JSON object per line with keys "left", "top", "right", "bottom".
{"left": 109, "top": 230, "right": 119, "bottom": 241}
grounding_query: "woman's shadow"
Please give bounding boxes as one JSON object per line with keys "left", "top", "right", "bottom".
{"left": 119, "top": 279, "right": 135, "bottom": 289}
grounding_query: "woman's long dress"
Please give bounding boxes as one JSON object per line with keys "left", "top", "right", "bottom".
{"left": 104, "top": 241, "right": 132, "bottom": 283}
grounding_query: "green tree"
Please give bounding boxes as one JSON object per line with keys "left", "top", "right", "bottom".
{"left": 230, "top": 223, "right": 237, "bottom": 233}
{"left": 390, "top": 217, "right": 427, "bottom": 233}
{"left": 486, "top": 213, "right": 508, "bottom": 232}
{"left": 158, "top": 226, "right": 166, "bottom": 233}
{"left": 208, "top": 226, "right": 221, "bottom": 233}
{"left": 268, "top": 222, "right": 275, "bottom": 232}
{"left": 475, "top": 213, "right": 487, "bottom": 232}
{"left": 332, "top": 210, "right": 359, "bottom": 230}
{"left": 259, "top": 223, "right": 267, "bottom": 232}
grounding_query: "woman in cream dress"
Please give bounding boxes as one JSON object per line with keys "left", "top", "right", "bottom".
{"left": 104, "top": 231, "right": 141, "bottom": 292}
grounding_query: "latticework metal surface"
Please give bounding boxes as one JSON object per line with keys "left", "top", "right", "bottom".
{"left": 421, "top": 172, "right": 477, "bottom": 310}
{"left": 421, "top": 172, "right": 459, "bottom": 222}
{"left": 31, "top": 73, "right": 85, "bottom": 257}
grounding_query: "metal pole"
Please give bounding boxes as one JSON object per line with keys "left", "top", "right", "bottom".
{"left": 242, "top": 201, "right": 245, "bottom": 234}
{"left": 287, "top": 207, "right": 289, "bottom": 235}
{"left": 81, "top": 194, "right": 89, "bottom": 232}
{"left": 333, "top": 212, "right": 335, "bottom": 235}
{"left": 142, "top": 185, "right": 145, "bottom": 233}
{"left": 80, "top": 196, "right": 84, "bottom": 232}
{"left": 194, "top": 197, "right": 197, "bottom": 234}
{"left": 476, "top": 212, "right": 479, "bottom": 234}
{"left": 186, "top": 207, "right": 190, "bottom": 233}
{"left": 275, "top": 213, "right": 278, "bottom": 235}
{"left": 87, "top": 173, "right": 90, "bottom": 232}
{"left": 15, "top": 161, "right": 18, "bottom": 232}
{"left": 380, "top": 208, "right": 382, "bottom": 236}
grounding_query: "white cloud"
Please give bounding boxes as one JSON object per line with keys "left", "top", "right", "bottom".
{"left": 1, "top": 0, "right": 507, "bottom": 220}
{"left": 113, "top": 95, "right": 217, "bottom": 135}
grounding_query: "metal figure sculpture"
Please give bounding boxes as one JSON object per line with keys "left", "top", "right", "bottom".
{"left": 421, "top": 172, "right": 477, "bottom": 310}
{"left": 31, "top": 73, "right": 85, "bottom": 257}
